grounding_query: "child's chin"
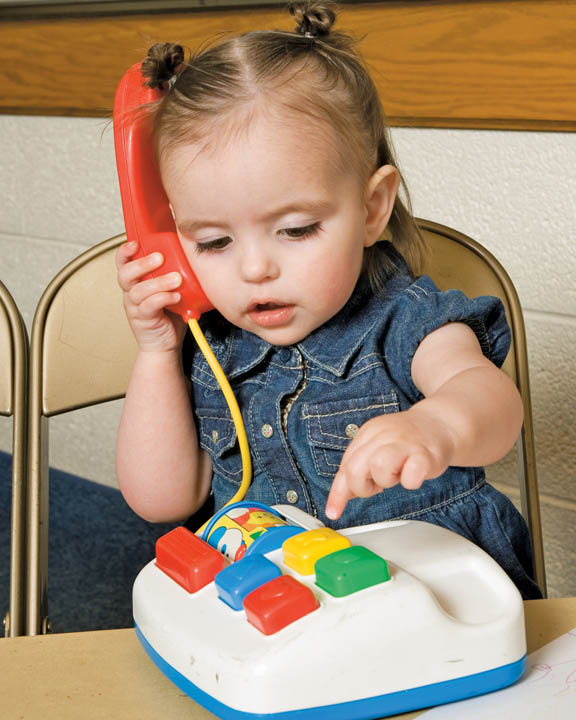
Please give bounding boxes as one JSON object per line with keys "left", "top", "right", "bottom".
{"left": 250, "top": 325, "right": 308, "bottom": 347}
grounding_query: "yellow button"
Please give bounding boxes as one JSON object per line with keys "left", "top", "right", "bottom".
{"left": 282, "top": 528, "right": 352, "bottom": 575}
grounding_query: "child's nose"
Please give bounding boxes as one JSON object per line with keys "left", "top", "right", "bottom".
{"left": 239, "top": 244, "right": 280, "bottom": 283}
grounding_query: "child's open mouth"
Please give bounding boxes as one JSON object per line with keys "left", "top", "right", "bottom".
{"left": 247, "top": 301, "right": 295, "bottom": 328}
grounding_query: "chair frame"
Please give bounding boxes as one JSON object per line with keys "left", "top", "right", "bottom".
{"left": 26, "top": 235, "right": 127, "bottom": 635}
{"left": 0, "top": 281, "right": 29, "bottom": 637}
{"left": 25, "top": 223, "right": 546, "bottom": 634}
{"left": 419, "top": 219, "right": 546, "bottom": 596}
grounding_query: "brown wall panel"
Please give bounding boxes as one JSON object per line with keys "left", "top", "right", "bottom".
{"left": 1, "top": 1, "right": 575, "bottom": 130}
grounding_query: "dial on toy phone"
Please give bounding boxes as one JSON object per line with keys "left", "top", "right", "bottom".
{"left": 113, "top": 62, "right": 214, "bottom": 321}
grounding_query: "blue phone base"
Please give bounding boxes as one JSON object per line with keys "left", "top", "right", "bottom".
{"left": 136, "top": 623, "right": 526, "bottom": 720}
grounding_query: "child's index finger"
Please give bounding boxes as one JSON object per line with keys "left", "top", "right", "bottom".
{"left": 325, "top": 471, "right": 353, "bottom": 520}
{"left": 116, "top": 240, "right": 138, "bottom": 266}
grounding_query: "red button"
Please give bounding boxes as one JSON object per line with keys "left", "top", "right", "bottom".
{"left": 243, "top": 575, "right": 319, "bottom": 635}
{"left": 156, "top": 527, "right": 227, "bottom": 593}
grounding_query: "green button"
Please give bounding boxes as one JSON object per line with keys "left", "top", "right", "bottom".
{"left": 315, "top": 546, "right": 390, "bottom": 597}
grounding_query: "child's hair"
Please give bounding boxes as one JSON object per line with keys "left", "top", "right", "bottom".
{"left": 141, "top": 0, "right": 424, "bottom": 288}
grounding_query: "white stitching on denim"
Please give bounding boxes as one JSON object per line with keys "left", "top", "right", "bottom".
{"left": 489, "top": 493, "right": 523, "bottom": 557}
{"left": 196, "top": 413, "right": 233, "bottom": 422}
{"left": 306, "top": 408, "right": 398, "bottom": 443}
{"left": 191, "top": 365, "right": 218, "bottom": 388}
{"left": 211, "top": 462, "right": 243, "bottom": 479}
{"left": 314, "top": 439, "right": 349, "bottom": 451}
{"left": 405, "top": 283, "right": 430, "bottom": 301}
{"left": 198, "top": 432, "right": 235, "bottom": 451}
{"left": 304, "top": 353, "right": 383, "bottom": 384}
{"left": 412, "top": 283, "right": 429, "bottom": 296}
{"left": 302, "top": 402, "right": 397, "bottom": 420}
{"left": 197, "top": 419, "right": 237, "bottom": 456}
{"left": 193, "top": 363, "right": 215, "bottom": 379}
{"left": 306, "top": 415, "right": 339, "bottom": 476}
{"left": 392, "top": 478, "right": 486, "bottom": 520}
{"left": 304, "top": 375, "right": 340, "bottom": 386}
{"left": 321, "top": 447, "right": 340, "bottom": 471}
{"left": 307, "top": 425, "right": 338, "bottom": 477}
{"left": 348, "top": 361, "right": 385, "bottom": 379}
{"left": 480, "top": 320, "right": 491, "bottom": 357}
{"left": 348, "top": 352, "right": 380, "bottom": 364}
{"left": 199, "top": 441, "right": 243, "bottom": 479}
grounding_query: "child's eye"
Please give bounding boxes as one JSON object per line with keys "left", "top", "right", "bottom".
{"left": 280, "top": 222, "right": 321, "bottom": 239}
{"left": 195, "top": 236, "right": 231, "bottom": 253}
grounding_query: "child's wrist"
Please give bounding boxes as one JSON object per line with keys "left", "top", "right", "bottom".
{"left": 407, "top": 401, "right": 458, "bottom": 467}
{"left": 136, "top": 347, "right": 185, "bottom": 372}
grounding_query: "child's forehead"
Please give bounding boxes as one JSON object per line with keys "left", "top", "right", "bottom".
{"left": 162, "top": 107, "right": 367, "bottom": 222}
{"left": 164, "top": 103, "right": 347, "bottom": 179}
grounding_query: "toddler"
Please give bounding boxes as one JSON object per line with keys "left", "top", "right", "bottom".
{"left": 116, "top": 1, "right": 541, "bottom": 599}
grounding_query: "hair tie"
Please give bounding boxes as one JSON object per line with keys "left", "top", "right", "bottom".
{"left": 167, "top": 66, "right": 183, "bottom": 89}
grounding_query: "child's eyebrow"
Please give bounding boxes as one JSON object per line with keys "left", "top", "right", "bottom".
{"left": 260, "top": 200, "right": 334, "bottom": 221}
{"left": 177, "top": 200, "right": 334, "bottom": 235}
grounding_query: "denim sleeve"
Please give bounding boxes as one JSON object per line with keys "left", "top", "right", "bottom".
{"left": 384, "top": 275, "right": 512, "bottom": 402}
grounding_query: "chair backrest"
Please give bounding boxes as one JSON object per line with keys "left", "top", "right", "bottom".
{"left": 0, "top": 280, "right": 28, "bottom": 637}
{"left": 25, "top": 223, "right": 546, "bottom": 634}
{"left": 26, "top": 233, "right": 136, "bottom": 635}
{"left": 419, "top": 219, "right": 546, "bottom": 595}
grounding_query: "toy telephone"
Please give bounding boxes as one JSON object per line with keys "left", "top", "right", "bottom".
{"left": 113, "top": 62, "right": 252, "bottom": 508}
{"left": 113, "top": 62, "right": 213, "bottom": 322}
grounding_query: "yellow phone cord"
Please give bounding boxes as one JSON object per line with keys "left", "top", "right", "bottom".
{"left": 188, "top": 318, "right": 252, "bottom": 535}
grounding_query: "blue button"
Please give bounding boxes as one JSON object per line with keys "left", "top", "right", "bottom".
{"left": 245, "top": 526, "right": 305, "bottom": 557}
{"left": 214, "top": 555, "right": 282, "bottom": 611}
{"left": 278, "top": 348, "right": 292, "bottom": 362}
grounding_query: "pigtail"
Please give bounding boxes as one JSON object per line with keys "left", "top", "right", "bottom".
{"left": 290, "top": 1, "right": 336, "bottom": 38}
{"left": 287, "top": 2, "right": 426, "bottom": 283}
{"left": 142, "top": 42, "right": 185, "bottom": 89}
{"left": 288, "top": 1, "right": 360, "bottom": 60}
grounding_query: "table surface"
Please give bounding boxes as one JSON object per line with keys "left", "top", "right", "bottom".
{"left": 1, "top": 598, "right": 575, "bottom": 720}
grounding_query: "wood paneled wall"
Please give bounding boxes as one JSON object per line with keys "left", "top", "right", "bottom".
{"left": 1, "top": 1, "right": 575, "bottom": 130}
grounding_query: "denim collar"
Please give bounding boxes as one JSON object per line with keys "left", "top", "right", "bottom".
{"left": 200, "top": 242, "right": 409, "bottom": 378}
{"left": 296, "top": 280, "right": 382, "bottom": 376}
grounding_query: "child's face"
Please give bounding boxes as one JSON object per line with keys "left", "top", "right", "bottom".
{"left": 163, "top": 111, "right": 395, "bottom": 345}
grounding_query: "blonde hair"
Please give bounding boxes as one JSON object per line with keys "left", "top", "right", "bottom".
{"left": 142, "top": 1, "right": 424, "bottom": 288}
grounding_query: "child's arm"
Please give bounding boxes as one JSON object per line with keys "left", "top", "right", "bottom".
{"left": 325, "top": 322, "right": 523, "bottom": 520}
{"left": 115, "top": 241, "right": 212, "bottom": 522}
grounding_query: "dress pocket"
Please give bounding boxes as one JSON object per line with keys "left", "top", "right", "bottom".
{"left": 195, "top": 408, "right": 243, "bottom": 484}
{"left": 302, "top": 392, "right": 399, "bottom": 479}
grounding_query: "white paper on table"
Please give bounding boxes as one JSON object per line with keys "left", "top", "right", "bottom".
{"left": 419, "top": 628, "right": 576, "bottom": 719}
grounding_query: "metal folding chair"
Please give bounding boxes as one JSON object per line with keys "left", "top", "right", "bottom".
{"left": 419, "top": 218, "right": 546, "bottom": 596}
{"left": 26, "top": 234, "right": 136, "bottom": 635}
{"left": 0, "top": 280, "right": 29, "bottom": 636}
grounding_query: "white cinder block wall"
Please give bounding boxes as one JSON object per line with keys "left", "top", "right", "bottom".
{"left": 1, "top": 116, "right": 575, "bottom": 597}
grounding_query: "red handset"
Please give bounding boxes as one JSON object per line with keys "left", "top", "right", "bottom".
{"left": 113, "top": 62, "right": 214, "bottom": 321}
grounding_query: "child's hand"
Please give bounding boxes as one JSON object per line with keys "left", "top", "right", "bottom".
{"left": 325, "top": 408, "right": 455, "bottom": 520}
{"left": 116, "top": 240, "right": 187, "bottom": 352}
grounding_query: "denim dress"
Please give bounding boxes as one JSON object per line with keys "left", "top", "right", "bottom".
{"left": 184, "top": 243, "right": 541, "bottom": 599}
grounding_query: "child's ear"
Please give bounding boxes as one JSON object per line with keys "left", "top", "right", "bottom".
{"left": 364, "top": 165, "right": 400, "bottom": 247}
